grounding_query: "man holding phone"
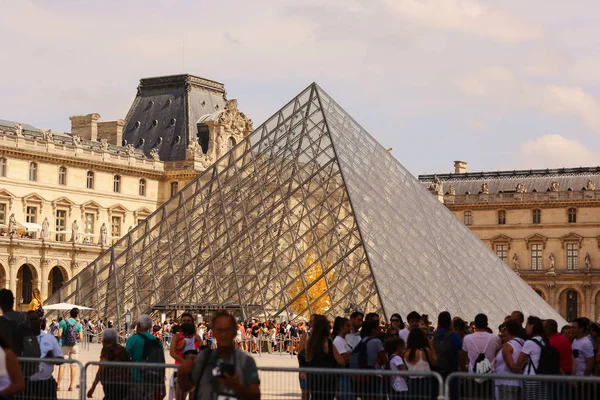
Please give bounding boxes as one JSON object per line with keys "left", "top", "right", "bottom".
{"left": 178, "top": 311, "right": 260, "bottom": 400}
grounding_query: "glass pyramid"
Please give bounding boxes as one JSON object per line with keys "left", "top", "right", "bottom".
{"left": 47, "top": 84, "right": 565, "bottom": 327}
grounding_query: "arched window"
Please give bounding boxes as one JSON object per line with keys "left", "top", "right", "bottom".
{"left": 0, "top": 157, "right": 6, "bottom": 177}
{"left": 28, "top": 162, "right": 37, "bottom": 181}
{"left": 58, "top": 166, "right": 67, "bottom": 185}
{"left": 227, "top": 136, "right": 236, "bottom": 151}
{"left": 86, "top": 171, "right": 94, "bottom": 189}
{"left": 463, "top": 211, "right": 472, "bottom": 226}
{"left": 170, "top": 181, "right": 179, "bottom": 197}
{"left": 532, "top": 209, "right": 541, "bottom": 224}
{"left": 113, "top": 175, "right": 121, "bottom": 193}
{"left": 139, "top": 179, "right": 146, "bottom": 196}
{"left": 566, "top": 290, "right": 578, "bottom": 322}
{"left": 568, "top": 208, "right": 577, "bottom": 223}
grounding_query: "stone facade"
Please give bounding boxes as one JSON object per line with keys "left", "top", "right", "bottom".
{"left": 0, "top": 75, "right": 252, "bottom": 310}
{"left": 419, "top": 164, "right": 600, "bottom": 322}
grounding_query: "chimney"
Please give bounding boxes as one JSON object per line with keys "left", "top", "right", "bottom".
{"left": 69, "top": 114, "right": 100, "bottom": 141}
{"left": 454, "top": 160, "right": 467, "bottom": 174}
{"left": 97, "top": 120, "right": 125, "bottom": 146}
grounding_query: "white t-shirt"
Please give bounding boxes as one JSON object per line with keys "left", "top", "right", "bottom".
{"left": 345, "top": 331, "right": 361, "bottom": 352}
{"left": 521, "top": 336, "right": 543, "bottom": 376}
{"left": 462, "top": 332, "right": 499, "bottom": 372}
{"left": 399, "top": 328, "right": 409, "bottom": 343}
{"left": 333, "top": 336, "right": 350, "bottom": 355}
{"left": 389, "top": 354, "right": 409, "bottom": 392}
{"left": 572, "top": 336, "right": 594, "bottom": 376}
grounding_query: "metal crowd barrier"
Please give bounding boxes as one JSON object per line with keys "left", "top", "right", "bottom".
{"left": 84, "top": 361, "right": 178, "bottom": 400}
{"left": 18, "top": 357, "right": 83, "bottom": 400}
{"left": 258, "top": 366, "right": 445, "bottom": 400}
{"left": 445, "top": 372, "right": 600, "bottom": 400}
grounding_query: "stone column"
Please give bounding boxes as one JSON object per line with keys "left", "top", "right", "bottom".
{"left": 40, "top": 259, "right": 49, "bottom": 301}
{"left": 583, "top": 282, "right": 592, "bottom": 320}
{"left": 8, "top": 256, "right": 17, "bottom": 294}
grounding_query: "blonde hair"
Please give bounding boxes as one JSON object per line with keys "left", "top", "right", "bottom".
{"left": 32, "top": 288, "right": 42, "bottom": 305}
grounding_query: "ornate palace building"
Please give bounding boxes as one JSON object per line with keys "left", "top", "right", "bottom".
{"left": 0, "top": 74, "right": 252, "bottom": 309}
{"left": 419, "top": 161, "right": 600, "bottom": 322}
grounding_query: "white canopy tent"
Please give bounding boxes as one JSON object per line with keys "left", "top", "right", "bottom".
{"left": 44, "top": 302, "right": 94, "bottom": 311}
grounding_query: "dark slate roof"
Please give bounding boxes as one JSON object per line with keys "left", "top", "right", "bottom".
{"left": 0, "top": 119, "right": 43, "bottom": 134}
{"left": 418, "top": 167, "right": 600, "bottom": 194}
{"left": 122, "top": 74, "right": 227, "bottom": 162}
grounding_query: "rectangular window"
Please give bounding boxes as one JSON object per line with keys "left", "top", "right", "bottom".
{"left": 55, "top": 210, "right": 67, "bottom": 241}
{"left": 25, "top": 206, "right": 37, "bottom": 223}
{"left": 137, "top": 218, "right": 144, "bottom": 225}
{"left": 0, "top": 158, "right": 6, "bottom": 177}
{"left": 532, "top": 209, "right": 541, "bottom": 224}
{"left": 498, "top": 210, "right": 506, "bottom": 225}
{"left": 84, "top": 213, "right": 94, "bottom": 235}
{"left": 86, "top": 171, "right": 94, "bottom": 189}
{"left": 566, "top": 243, "right": 578, "bottom": 270}
{"left": 464, "top": 211, "right": 472, "bottom": 226}
{"left": 0, "top": 204, "right": 5, "bottom": 224}
{"left": 496, "top": 245, "right": 507, "bottom": 262}
{"left": 58, "top": 167, "right": 67, "bottom": 185}
{"left": 568, "top": 208, "right": 577, "bottom": 223}
{"left": 170, "top": 182, "right": 179, "bottom": 197}
{"left": 531, "top": 244, "right": 542, "bottom": 270}
{"left": 111, "top": 216, "right": 121, "bottom": 241}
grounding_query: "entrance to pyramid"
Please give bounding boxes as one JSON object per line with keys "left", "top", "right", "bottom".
{"left": 45, "top": 83, "right": 565, "bottom": 331}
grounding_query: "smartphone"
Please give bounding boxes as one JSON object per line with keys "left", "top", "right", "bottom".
{"left": 220, "top": 362, "right": 235, "bottom": 377}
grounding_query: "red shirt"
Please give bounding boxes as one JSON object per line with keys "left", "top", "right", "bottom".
{"left": 548, "top": 333, "right": 572, "bottom": 374}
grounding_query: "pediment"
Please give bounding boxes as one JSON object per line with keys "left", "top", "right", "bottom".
{"left": 134, "top": 207, "right": 152, "bottom": 216}
{"left": 560, "top": 232, "right": 583, "bottom": 248}
{"left": 490, "top": 234, "right": 512, "bottom": 249}
{"left": 108, "top": 203, "right": 129, "bottom": 213}
{"left": 81, "top": 200, "right": 102, "bottom": 210}
{"left": 53, "top": 196, "right": 75, "bottom": 206}
{"left": 525, "top": 233, "right": 548, "bottom": 249}
{"left": 0, "top": 189, "right": 15, "bottom": 199}
{"left": 23, "top": 193, "right": 45, "bottom": 203}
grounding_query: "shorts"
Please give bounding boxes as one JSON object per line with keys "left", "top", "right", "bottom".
{"left": 61, "top": 345, "right": 79, "bottom": 360}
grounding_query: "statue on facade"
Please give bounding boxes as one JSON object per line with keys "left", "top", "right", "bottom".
{"left": 585, "top": 253, "right": 591, "bottom": 271}
{"left": 549, "top": 253, "right": 556, "bottom": 270}
{"left": 586, "top": 180, "right": 596, "bottom": 191}
{"left": 72, "top": 135, "right": 82, "bottom": 147}
{"left": 100, "top": 138, "right": 109, "bottom": 151}
{"left": 150, "top": 148, "right": 160, "bottom": 161}
{"left": 516, "top": 183, "right": 526, "bottom": 193}
{"left": 14, "top": 123, "right": 23, "bottom": 137}
{"left": 71, "top": 220, "right": 79, "bottom": 242}
{"left": 8, "top": 213, "right": 17, "bottom": 236}
{"left": 512, "top": 253, "right": 520, "bottom": 270}
{"left": 126, "top": 144, "right": 136, "bottom": 156}
{"left": 187, "top": 140, "right": 201, "bottom": 155}
{"left": 99, "top": 223, "right": 108, "bottom": 245}
{"left": 448, "top": 185, "right": 456, "bottom": 196}
{"left": 197, "top": 153, "right": 213, "bottom": 169}
{"left": 219, "top": 99, "right": 253, "bottom": 136}
{"left": 42, "top": 130, "right": 53, "bottom": 141}
{"left": 428, "top": 175, "right": 443, "bottom": 195}
{"left": 481, "top": 183, "right": 489, "bottom": 194}
{"left": 550, "top": 182, "right": 559, "bottom": 192}
{"left": 41, "top": 217, "right": 49, "bottom": 240}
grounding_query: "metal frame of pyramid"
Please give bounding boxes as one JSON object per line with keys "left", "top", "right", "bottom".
{"left": 47, "top": 83, "right": 566, "bottom": 329}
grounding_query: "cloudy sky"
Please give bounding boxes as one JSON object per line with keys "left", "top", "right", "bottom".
{"left": 2, "top": 0, "right": 600, "bottom": 175}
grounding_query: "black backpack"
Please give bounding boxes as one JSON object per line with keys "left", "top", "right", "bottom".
{"left": 433, "top": 331, "right": 457, "bottom": 376}
{"left": 139, "top": 334, "right": 166, "bottom": 383}
{"left": 528, "top": 338, "right": 561, "bottom": 375}
{"left": 350, "top": 337, "right": 375, "bottom": 370}
{"left": 20, "top": 333, "right": 42, "bottom": 378}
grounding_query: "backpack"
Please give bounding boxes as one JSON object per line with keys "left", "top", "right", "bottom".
{"left": 139, "top": 334, "right": 166, "bottom": 383}
{"left": 528, "top": 338, "right": 561, "bottom": 375}
{"left": 0, "top": 316, "right": 19, "bottom": 350}
{"left": 64, "top": 319, "right": 78, "bottom": 347}
{"left": 20, "top": 333, "right": 42, "bottom": 378}
{"left": 471, "top": 337, "right": 493, "bottom": 383}
{"left": 350, "top": 337, "right": 375, "bottom": 370}
{"left": 433, "top": 331, "right": 457, "bottom": 376}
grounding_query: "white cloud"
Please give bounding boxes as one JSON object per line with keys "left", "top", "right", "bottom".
{"left": 517, "top": 134, "right": 600, "bottom": 169}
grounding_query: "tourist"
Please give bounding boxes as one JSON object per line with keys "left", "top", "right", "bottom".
{"left": 433, "top": 311, "right": 462, "bottom": 378}
{"left": 544, "top": 319, "right": 572, "bottom": 375}
{"left": 57, "top": 308, "right": 83, "bottom": 392}
{"left": 0, "top": 289, "right": 25, "bottom": 350}
{"left": 349, "top": 319, "right": 386, "bottom": 400}
{"left": 169, "top": 313, "right": 195, "bottom": 400}
{"left": 178, "top": 310, "right": 260, "bottom": 400}
{"left": 384, "top": 336, "right": 408, "bottom": 399}
{"left": 331, "top": 317, "right": 352, "bottom": 400}
{"left": 561, "top": 325, "right": 574, "bottom": 343}
{"left": 390, "top": 313, "right": 404, "bottom": 334}
{"left": 494, "top": 320, "right": 524, "bottom": 400}
{"left": 0, "top": 331, "right": 24, "bottom": 398}
{"left": 25, "top": 310, "right": 62, "bottom": 399}
{"left": 404, "top": 327, "right": 437, "bottom": 400}
{"left": 298, "top": 315, "right": 320, "bottom": 400}
{"left": 345, "top": 311, "right": 363, "bottom": 351}
{"left": 399, "top": 311, "right": 420, "bottom": 343}
{"left": 452, "top": 317, "right": 468, "bottom": 341}
{"left": 509, "top": 311, "right": 528, "bottom": 340}
{"left": 305, "top": 316, "right": 342, "bottom": 400}
{"left": 571, "top": 317, "right": 594, "bottom": 376}
{"left": 125, "top": 314, "right": 166, "bottom": 399}
{"left": 87, "top": 328, "right": 131, "bottom": 400}
{"left": 462, "top": 313, "right": 498, "bottom": 399}
{"left": 515, "top": 316, "right": 548, "bottom": 400}
{"left": 48, "top": 318, "right": 59, "bottom": 343}
{"left": 28, "top": 288, "right": 44, "bottom": 318}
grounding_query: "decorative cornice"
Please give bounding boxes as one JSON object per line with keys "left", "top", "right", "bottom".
{"left": 138, "top": 74, "right": 225, "bottom": 94}
{"left": 559, "top": 232, "right": 584, "bottom": 248}
{"left": 490, "top": 234, "right": 512, "bottom": 249}
{"left": 525, "top": 233, "right": 548, "bottom": 249}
